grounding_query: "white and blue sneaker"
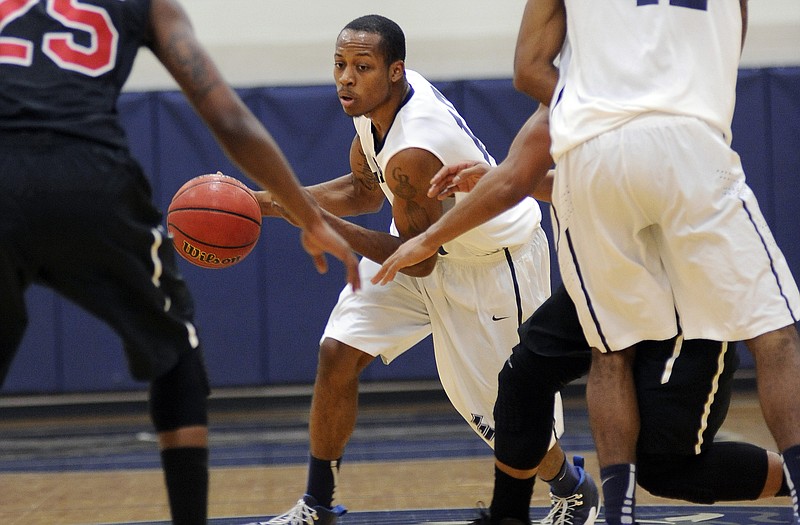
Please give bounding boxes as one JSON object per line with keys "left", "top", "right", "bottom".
{"left": 254, "top": 494, "right": 347, "bottom": 525}
{"left": 541, "top": 456, "right": 600, "bottom": 525}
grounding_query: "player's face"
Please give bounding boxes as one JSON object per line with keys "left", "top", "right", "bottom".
{"left": 334, "top": 30, "right": 395, "bottom": 117}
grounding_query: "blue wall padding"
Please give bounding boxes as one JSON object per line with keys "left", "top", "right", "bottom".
{"left": 3, "top": 68, "right": 798, "bottom": 394}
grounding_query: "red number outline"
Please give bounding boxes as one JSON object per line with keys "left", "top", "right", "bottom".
{"left": 0, "top": 0, "right": 118, "bottom": 76}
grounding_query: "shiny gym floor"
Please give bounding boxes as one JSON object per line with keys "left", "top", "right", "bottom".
{"left": 0, "top": 378, "right": 792, "bottom": 525}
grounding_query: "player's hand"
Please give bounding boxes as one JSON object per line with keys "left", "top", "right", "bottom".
{"left": 253, "top": 190, "right": 275, "bottom": 216}
{"left": 253, "top": 190, "right": 304, "bottom": 227}
{"left": 301, "top": 222, "right": 361, "bottom": 291}
{"left": 428, "top": 161, "right": 490, "bottom": 200}
{"left": 371, "top": 233, "right": 438, "bottom": 285}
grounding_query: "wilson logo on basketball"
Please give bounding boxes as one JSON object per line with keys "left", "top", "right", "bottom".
{"left": 181, "top": 240, "right": 242, "bottom": 267}
{"left": 167, "top": 172, "right": 262, "bottom": 269}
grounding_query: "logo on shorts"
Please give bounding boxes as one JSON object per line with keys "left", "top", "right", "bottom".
{"left": 491, "top": 315, "right": 509, "bottom": 321}
{"left": 471, "top": 413, "right": 495, "bottom": 441}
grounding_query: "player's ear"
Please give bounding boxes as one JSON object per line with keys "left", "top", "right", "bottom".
{"left": 390, "top": 60, "right": 405, "bottom": 83}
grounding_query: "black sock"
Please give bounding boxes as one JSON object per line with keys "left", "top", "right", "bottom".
{"left": 306, "top": 455, "right": 341, "bottom": 508}
{"left": 160, "top": 447, "right": 208, "bottom": 525}
{"left": 489, "top": 466, "right": 534, "bottom": 524}
{"left": 600, "top": 464, "right": 636, "bottom": 525}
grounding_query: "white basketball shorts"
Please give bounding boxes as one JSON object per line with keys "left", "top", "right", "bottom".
{"left": 552, "top": 113, "right": 800, "bottom": 352}
{"left": 323, "top": 227, "right": 560, "bottom": 447}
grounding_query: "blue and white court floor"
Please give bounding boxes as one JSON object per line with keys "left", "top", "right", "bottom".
{"left": 0, "top": 383, "right": 792, "bottom": 524}
{"left": 102, "top": 506, "right": 796, "bottom": 525}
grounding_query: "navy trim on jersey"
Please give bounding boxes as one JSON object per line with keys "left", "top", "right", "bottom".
{"left": 372, "top": 85, "right": 415, "bottom": 155}
{"left": 503, "top": 247, "right": 523, "bottom": 327}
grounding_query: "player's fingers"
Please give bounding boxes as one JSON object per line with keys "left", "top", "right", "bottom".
{"left": 428, "top": 164, "right": 462, "bottom": 197}
{"left": 343, "top": 254, "right": 361, "bottom": 291}
{"left": 434, "top": 175, "right": 464, "bottom": 200}
{"left": 312, "top": 253, "right": 328, "bottom": 274}
{"left": 371, "top": 258, "right": 398, "bottom": 286}
{"left": 303, "top": 228, "right": 361, "bottom": 291}
{"left": 300, "top": 230, "right": 326, "bottom": 270}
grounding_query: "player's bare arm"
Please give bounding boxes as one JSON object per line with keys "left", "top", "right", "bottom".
{"left": 372, "top": 105, "right": 552, "bottom": 285}
{"left": 431, "top": 163, "right": 555, "bottom": 204}
{"left": 148, "top": 0, "right": 360, "bottom": 288}
{"left": 741, "top": 0, "right": 749, "bottom": 50}
{"left": 254, "top": 135, "right": 384, "bottom": 218}
{"left": 513, "top": 0, "right": 566, "bottom": 105}
{"left": 313, "top": 148, "right": 444, "bottom": 278}
{"left": 386, "top": 148, "right": 445, "bottom": 243}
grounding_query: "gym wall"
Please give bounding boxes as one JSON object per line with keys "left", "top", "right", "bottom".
{"left": 3, "top": 1, "right": 799, "bottom": 394}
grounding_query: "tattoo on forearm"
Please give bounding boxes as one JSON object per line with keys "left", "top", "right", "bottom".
{"left": 166, "top": 30, "right": 219, "bottom": 100}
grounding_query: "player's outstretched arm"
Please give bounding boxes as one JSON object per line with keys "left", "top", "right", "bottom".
{"left": 372, "top": 105, "right": 553, "bottom": 285}
{"left": 147, "top": 0, "right": 359, "bottom": 289}
{"left": 253, "top": 136, "right": 385, "bottom": 221}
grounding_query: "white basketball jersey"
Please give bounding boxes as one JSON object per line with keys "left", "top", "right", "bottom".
{"left": 550, "top": 0, "right": 743, "bottom": 161}
{"left": 354, "top": 70, "right": 542, "bottom": 258}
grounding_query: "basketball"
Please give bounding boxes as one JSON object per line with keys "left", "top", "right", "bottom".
{"left": 167, "top": 172, "right": 262, "bottom": 269}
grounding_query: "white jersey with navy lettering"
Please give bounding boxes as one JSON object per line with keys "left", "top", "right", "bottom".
{"left": 354, "top": 70, "right": 542, "bottom": 258}
{"left": 324, "top": 71, "right": 557, "bottom": 448}
{"left": 550, "top": 0, "right": 742, "bottom": 161}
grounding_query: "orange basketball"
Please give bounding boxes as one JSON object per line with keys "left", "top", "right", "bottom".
{"left": 167, "top": 172, "right": 262, "bottom": 269}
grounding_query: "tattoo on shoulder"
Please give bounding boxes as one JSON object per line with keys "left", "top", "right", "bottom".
{"left": 391, "top": 167, "right": 417, "bottom": 200}
{"left": 391, "top": 166, "right": 432, "bottom": 235}
{"left": 353, "top": 160, "right": 378, "bottom": 191}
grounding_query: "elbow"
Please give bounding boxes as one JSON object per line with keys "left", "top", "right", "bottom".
{"left": 512, "top": 67, "right": 550, "bottom": 105}
{"left": 512, "top": 68, "right": 535, "bottom": 97}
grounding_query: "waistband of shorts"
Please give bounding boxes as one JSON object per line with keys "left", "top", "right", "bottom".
{"left": 622, "top": 112, "right": 707, "bottom": 131}
{"left": 436, "top": 240, "right": 530, "bottom": 267}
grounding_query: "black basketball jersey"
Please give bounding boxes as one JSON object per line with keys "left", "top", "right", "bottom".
{"left": 0, "top": 0, "right": 151, "bottom": 149}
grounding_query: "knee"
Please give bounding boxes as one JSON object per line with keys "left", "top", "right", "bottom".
{"left": 149, "top": 349, "right": 209, "bottom": 432}
{"left": 494, "top": 357, "right": 556, "bottom": 470}
{"left": 637, "top": 453, "right": 715, "bottom": 504}
{"left": 317, "top": 338, "right": 373, "bottom": 384}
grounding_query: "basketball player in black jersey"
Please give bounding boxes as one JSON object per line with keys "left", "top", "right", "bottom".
{"left": 0, "top": 1, "right": 358, "bottom": 524}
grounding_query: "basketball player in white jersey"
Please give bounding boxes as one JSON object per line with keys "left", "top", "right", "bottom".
{"left": 517, "top": 1, "right": 800, "bottom": 525}
{"left": 246, "top": 14, "right": 599, "bottom": 525}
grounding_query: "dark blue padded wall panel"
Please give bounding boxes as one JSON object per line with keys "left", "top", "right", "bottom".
{"left": 250, "top": 85, "right": 359, "bottom": 384}
{"left": 732, "top": 70, "right": 774, "bottom": 225}
{"left": 4, "top": 69, "right": 799, "bottom": 394}
{"left": 153, "top": 90, "right": 266, "bottom": 387}
{"left": 60, "top": 306, "right": 139, "bottom": 392}
{"left": 3, "top": 288, "right": 61, "bottom": 393}
{"left": 768, "top": 69, "right": 800, "bottom": 280}
{"left": 461, "top": 78, "right": 539, "bottom": 160}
